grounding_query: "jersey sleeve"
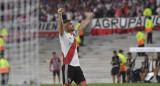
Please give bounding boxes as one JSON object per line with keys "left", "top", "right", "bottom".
{"left": 50, "top": 59, "right": 53, "bottom": 64}
{"left": 58, "top": 57, "right": 61, "bottom": 62}
{"left": 119, "top": 56, "right": 122, "bottom": 62}
{"left": 59, "top": 31, "right": 68, "bottom": 40}
{"left": 112, "top": 57, "right": 114, "bottom": 61}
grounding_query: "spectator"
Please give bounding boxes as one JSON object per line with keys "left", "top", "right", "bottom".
{"left": 145, "top": 16, "right": 154, "bottom": 44}
{"left": 0, "top": 56, "right": 10, "bottom": 85}
{"left": 39, "top": 0, "right": 160, "bottom": 21}
{"left": 107, "top": 7, "right": 115, "bottom": 17}
{"left": 114, "top": 5, "right": 122, "bottom": 17}
{"left": 49, "top": 52, "right": 61, "bottom": 84}
{"left": 110, "top": 51, "right": 120, "bottom": 83}
{"left": 47, "top": 11, "right": 54, "bottom": 22}
{"left": 136, "top": 29, "right": 146, "bottom": 56}
{"left": 123, "top": 3, "right": 129, "bottom": 17}
{"left": 152, "top": 52, "right": 160, "bottom": 82}
{"left": 143, "top": 7, "right": 152, "bottom": 16}
{"left": 118, "top": 49, "right": 126, "bottom": 83}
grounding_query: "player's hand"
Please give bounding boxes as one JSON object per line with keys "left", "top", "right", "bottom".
{"left": 87, "top": 12, "right": 93, "bottom": 19}
{"left": 49, "top": 68, "right": 52, "bottom": 72}
{"left": 58, "top": 8, "right": 63, "bottom": 14}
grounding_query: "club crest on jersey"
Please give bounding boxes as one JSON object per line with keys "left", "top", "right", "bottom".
{"left": 68, "top": 78, "right": 72, "bottom": 83}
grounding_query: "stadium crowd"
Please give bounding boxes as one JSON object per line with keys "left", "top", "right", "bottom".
{"left": 40, "top": 0, "right": 160, "bottom": 22}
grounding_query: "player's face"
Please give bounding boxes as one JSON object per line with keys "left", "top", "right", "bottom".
{"left": 127, "top": 54, "right": 131, "bottom": 58}
{"left": 53, "top": 54, "right": 56, "bottom": 57}
{"left": 144, "top": 56, "right": 148, "bottom": 60}
{"left": 67, "top": 21, "right": 74, "bottom": 31}
{"left": 113, "top": 53, "right": 117, "bottom": 56}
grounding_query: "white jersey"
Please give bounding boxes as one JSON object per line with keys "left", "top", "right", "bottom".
{"left": 59, "top": 30, "right": 80, "bottom": 66}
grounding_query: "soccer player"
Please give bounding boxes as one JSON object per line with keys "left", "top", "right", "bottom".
{"left": 58, "top": 8, "right": 93, "bottom": 86}
{"left": 152, "top": 52, "right": 160, "bottom": 82}
{"left": 110, "top": 51, "right": 120, "bottom": 83}
{"left": 49, "top": 52, "right": 61, "bottom": 84}
{"left": 126, "top": 52, "right": 134, "bottom": 83}
{"left": 140, "top": 54, "right": 150, "bottom": 80}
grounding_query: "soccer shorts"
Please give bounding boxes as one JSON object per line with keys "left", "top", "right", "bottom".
{"left": 62, "top": 64, "right": 86, "bottom": 85}
{"left": 111, "top": 67, "right": 120, "bottom": 75}
{"left": 53, "top": 71, "right": 60, "bottom": 77}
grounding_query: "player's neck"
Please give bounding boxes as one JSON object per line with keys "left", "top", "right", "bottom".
{"left": 65, "top": 29, "right": 73, "bottom": 35}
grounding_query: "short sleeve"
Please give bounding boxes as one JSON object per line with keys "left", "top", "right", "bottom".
{"left": 59, "top": 31, "right": 68, "bottom": 40}
{"left": 131, "top": 58, "right": 134, "bottom": 63}
{"left": 119, "top": 56, "right": 122, "bottom": 61}
{"left": 112, "top": 57, "right": 114, "bottom": 61}
{"left": 58, "top": 57, "right": 61, "bottom": 62}
{"left": 50, "top": 59, "right": 53, "bottom": 64}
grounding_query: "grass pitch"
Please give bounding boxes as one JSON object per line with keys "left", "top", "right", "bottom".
{"left": 41, "top": 83, "right": 160, "bottom": 86}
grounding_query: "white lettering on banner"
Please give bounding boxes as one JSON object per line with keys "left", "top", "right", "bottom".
{"left": 92, "top": 15, "right": 160, "bottom": 29}
{"left": 130, "top": 47, "right": 160, "bottom": 52}
{"left": 39, "top": 21, "right": 79, "bottom": 31}
{"left": 39, "top": 22, "right": 58, "bottom": 31}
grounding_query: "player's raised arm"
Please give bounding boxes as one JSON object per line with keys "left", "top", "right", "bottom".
{"left": 78, "top": 12, "right": 93, "bottom": 32}
{"left": 58, "top": 8, "right": 64, "bottom": 36}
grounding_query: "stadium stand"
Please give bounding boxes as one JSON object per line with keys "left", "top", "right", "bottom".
{"left": 39, "top": 31, "right": 160, "bottom": 84}
{"left": 40, "top": 0, "right": 160, "bottom": 21}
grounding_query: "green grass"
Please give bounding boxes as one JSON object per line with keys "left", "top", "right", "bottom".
{"left": 41, "top": 83, "right": 160, "bottom": 86}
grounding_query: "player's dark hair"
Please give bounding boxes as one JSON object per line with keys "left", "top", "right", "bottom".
{"left": 64, "top": 20, "right": 71, "bottom": 24}
{"left": 113, "top": 50, "right": 117, "bottom": 53}
{"left": 119, "top": 49, "right": 123, "bottom": 53}
{"left": 127, "top": 52, "right": 132, "bottom": 56}
{"left": 144, "top": 54, "right": 148, "bottom": 57}
{"left": 52, "top": 52, "right": 56, "bottom": 54}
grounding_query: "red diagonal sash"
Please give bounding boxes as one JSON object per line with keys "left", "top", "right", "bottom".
{"left": 62, "top": 34, "right": 77, "bottom": 65}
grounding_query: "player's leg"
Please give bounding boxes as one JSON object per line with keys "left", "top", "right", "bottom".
{"left": 150, "top": 32, "right": 152, "bottom": 43}
{"left": 118, "top": 72, "right": 122, "bottom": 83}
{"left": 140, "top": 69, "right": 144, "bottom": 80}
{"left": 53, "top": 72, "right": 56, "bottom": 84}
{"left": 122, "top": 71, "right": 126, "bottom": 83}
{"left": 112, "top": 75, "right": 115, "bottom": 83}
{"left": 1, "top": 73, "right": 5, "bottom": 85}
{"left": 79, "top": 81, "right": 87, "bottom": 86}
{"left": 74, "top": 66, "right": 87, "bottom": 86}
{"left": 147, "top": 33, "right": 149, "bottom": 44}
{"left": 142, "top": 69, "right": 148, "bottom": 80}
{"left": 4, "top": 73, "right": 9, "bottom": 85}
{"left": 154, "top": 67, "right": 159, "bottom": 76}
{"left": 117, "top": 74, "right": 120, "bottom": 83}
{"left": 151, "top": 67, "right": 159, "bottom": 82}
{"left": 57, "top": 71, "right": 61, "bottom": 84}
{"left": 116, "top": 67, "right": 120, "bottom": 83}
{"left": 111, "top": 67, "right": 116, "bottom": 83}
{"left": 62, "top": 65, "right": 74, "bottom": 86}
{"left": 126, "top": 69, "right": 131, "bottom": 83}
